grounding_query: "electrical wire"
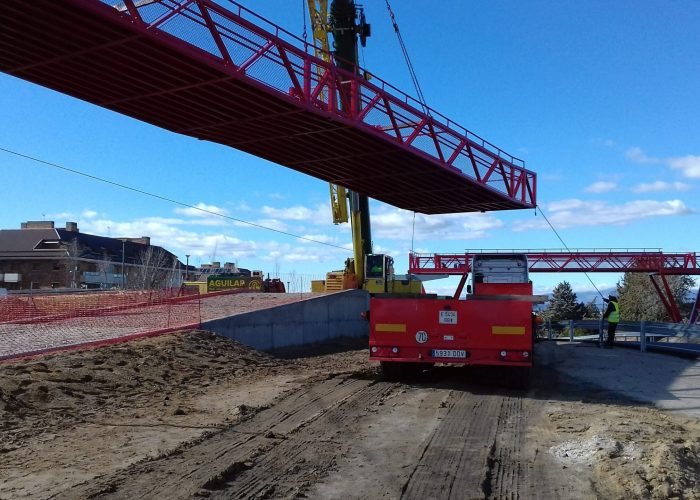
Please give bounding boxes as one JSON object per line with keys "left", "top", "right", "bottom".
{"left": 0, "top": 146, "right": 349, "bottom": 251}
{"left": 384, "top": 0, "right": 429, "bottom": 114}
{"left": 536, "top": 204, "right": 605, "bottom": 300}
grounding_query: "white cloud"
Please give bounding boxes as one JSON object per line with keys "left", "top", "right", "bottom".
{"left": 625, "top": 147, "right": 660, "bottom": 164}
{"left": 632, "top": 181, "right": 691, "bottom": 193}
{"left": 517, "top": 198, "right": 694, "bottom": 231}
{"left": 371, "top": 207, "right": 503, "bottom": 241}
{"left": 50, "top": 211, "right": 75, "bottom": 220}
{"left": 81, "top": 209, "right": 98, "bottom": 219}
{"left": 261, "top": 204, "right": 328, "bottom": 223}
{"left": 174, "top": 202, "right": 229, "bottom": 218}
{"left": 251, "top": 218, "right": 288, "bottom": 232}
{"left": 625, "top": 147, "right": 700, "bottom": 179}
{"left": 584, "top": 181, "right": 617, "bottom": 193}
{"left": 297, "top": 234, "right": 338, "bottom": 244}
{"left": 232, "top": 202, "right": 252, "bottom": 212}
{"left": 668, "top": 155, "right": 700, "bottom": 179}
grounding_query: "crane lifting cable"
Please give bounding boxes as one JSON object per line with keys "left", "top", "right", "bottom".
{"left": 536, "top": 205, "right": 605, "bottom": 300}
{"left": 384, "top": 0, "right": 429, "bottom": 114}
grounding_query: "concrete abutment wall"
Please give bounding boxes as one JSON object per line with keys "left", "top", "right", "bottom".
{"left": 202, "top": 290, "right": 369, "bottom": 351}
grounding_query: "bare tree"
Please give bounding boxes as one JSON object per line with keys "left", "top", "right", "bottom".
{"left": 97, "top": 249, "right": 111, "bottom": 289}
{"left": 63, "top": 238, "right": 81, "bottom": 288}
{"left": 135, "top": 247, "right": 177, "bottom": 290}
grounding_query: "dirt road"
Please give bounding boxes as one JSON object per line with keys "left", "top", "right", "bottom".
{"left": 1, "top": 331, "right": 698, "bottom": 499}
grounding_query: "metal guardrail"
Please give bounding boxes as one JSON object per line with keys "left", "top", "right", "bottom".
{"left": 542, "top": 319, "right": 700, "bottom": 353}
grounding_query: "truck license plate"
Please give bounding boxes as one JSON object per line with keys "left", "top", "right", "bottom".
{"left": 431, "top": 349, "right": 467, "bottom": 359}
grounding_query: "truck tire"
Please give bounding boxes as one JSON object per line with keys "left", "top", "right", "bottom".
{"left": 380, "top": 361, "right": 403, "bottom": 381}
{"left": 508, "top": 366, "right": 530, "bottom": 389}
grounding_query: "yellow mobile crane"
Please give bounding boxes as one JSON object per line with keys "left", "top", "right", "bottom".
{"left": 306, "top": 0, "right": 421, "bottom": 295}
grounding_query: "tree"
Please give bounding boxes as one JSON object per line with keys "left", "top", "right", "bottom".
{"left": 582, "top": 299, "right": 601, "bottom": 319}
{"left": 63, "top": 238, "right": 82, "bottom": 288}
{"left": 97, "top": 249, "right": 111, "bottom": 289}
{"left": 617, "top": 272, "right": 696, "bottom": 322}
{"left": 542, "top": 281, "right": 585, "bottom": 322}
{"left": 135, "top": 247, "right": 176, "bottom": 290}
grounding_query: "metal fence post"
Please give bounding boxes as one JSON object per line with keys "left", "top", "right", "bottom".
{"left": 547, "top": 320, "right": 552, "bottom": 340}
{"left": 640, "top": 320, "right": 646, "bottom": 353}
{"left": 569, "top": 320, "right": 574, "bottom": 342}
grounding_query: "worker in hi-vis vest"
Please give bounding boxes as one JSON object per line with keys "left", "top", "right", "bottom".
{"left": 602, "top": 295, "right": 620, "bottom": 348}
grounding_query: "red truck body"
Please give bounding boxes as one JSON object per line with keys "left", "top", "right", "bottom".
{"left": 369, "top": 255, "right": 534, "bottom": 375}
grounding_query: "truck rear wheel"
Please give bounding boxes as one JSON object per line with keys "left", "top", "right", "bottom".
{"left": 380, "top": 361, "right": 401, "bottom": 381}
{"left": 508, "top": 366, "right": 531, "bottom": 389}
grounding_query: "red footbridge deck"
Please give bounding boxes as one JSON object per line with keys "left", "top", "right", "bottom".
{"left": 409, "top": 251, "right": 700, "bottom": 275}
{"left": 0, "top": 0, "right": 535, "bottom": 214}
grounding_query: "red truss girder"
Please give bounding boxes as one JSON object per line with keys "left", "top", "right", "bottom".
{"left": 409, "top": 251, "right": 700, "bottom": 275}
{"left": 0, "top": 0, "right": 536, "bottom": 214}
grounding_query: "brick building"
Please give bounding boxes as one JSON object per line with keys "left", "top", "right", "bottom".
{"left": 0, "top": 221, "right": 182, "bottom": 291}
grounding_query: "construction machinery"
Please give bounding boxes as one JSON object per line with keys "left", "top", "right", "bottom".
{"left": 184, "top": 269, "right": 285, "bottom": 294}
{"left": 369, "top": 254, "right": 543, "bottom": 385}
{"left": 307, "top": 0, "right": 421, "bottom": 295}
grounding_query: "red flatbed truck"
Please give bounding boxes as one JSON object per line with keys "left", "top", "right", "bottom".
{"left": 369, "top": 254, "right": 538, "bottom": 384}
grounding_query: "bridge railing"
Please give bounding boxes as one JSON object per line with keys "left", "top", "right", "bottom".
{"left": 541, "top": 319, "right": 700, "bottom": 354}
{"left": 97, "top": 0, "right": 535, "bottom": 206}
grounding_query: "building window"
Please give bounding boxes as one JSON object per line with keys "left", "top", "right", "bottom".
{"left": 51, "top": 282, "right": 60, "bottom": 289}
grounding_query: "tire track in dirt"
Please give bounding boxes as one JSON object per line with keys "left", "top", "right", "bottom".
{"left": 400, "top": 392, "right": 503, "bottom": 499}
{"left": 67, "top": 375, "right": 386, "bottom": 499}
{"left": 206, "top": 380, "right": 399, "bottom": 498}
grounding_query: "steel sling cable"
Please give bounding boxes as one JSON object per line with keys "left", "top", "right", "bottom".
{"left": 536, "top": 205, "right": 605, "bottom": 300}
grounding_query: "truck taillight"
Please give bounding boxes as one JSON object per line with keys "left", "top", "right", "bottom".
{"left": 370, "top": 346, "right": 400, "bottom": 358}
{"left": 499, "top": 350, "right": 530, "bottom": 361}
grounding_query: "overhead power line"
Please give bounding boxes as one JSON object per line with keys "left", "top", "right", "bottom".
{"left": 0, "top": 146, "right": 349, "bottom": 251}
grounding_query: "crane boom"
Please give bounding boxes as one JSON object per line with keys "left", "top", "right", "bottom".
{"left": 307, "top": 0, "right": 371, "bottom": 285}
{"left": 306, "top": 0, "right": 349, "bottom": 226}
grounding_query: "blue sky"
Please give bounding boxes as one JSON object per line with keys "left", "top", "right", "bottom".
{"left": 1, "top": 0, "right": 699, "bottom": 300}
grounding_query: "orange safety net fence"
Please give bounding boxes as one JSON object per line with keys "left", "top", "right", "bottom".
{"left": 0, "top": 289, "right": 201, "bottom": 360}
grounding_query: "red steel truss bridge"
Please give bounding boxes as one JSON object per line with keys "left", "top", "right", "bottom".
{"left": 0, "top": 0, "right": 535, "bottom": 214}
{"left": 409, "top": 250, "right": 700, "bottom": 324}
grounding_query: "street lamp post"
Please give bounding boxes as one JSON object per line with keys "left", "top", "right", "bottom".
{"left": 185, "top": 254, "right": 190, "bottom": 282}
{"left": 121, "top": 239, "right": 126, "bottom": 289}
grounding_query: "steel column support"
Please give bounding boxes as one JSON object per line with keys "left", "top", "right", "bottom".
{"left": 453, "top": 272, "right": 469, "bottom": 299}
{"left": 689, "top": 287, "right": 700, "bottom": 324}
{"left": 649, "top": 274, "right": 682, "bottom": 323}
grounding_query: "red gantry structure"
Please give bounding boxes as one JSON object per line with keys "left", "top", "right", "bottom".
{"left": 409, "top": 250, "right": 700, "bottom": 324}
{"left": 0, "top": 0, "right": 535, "bottom": 214}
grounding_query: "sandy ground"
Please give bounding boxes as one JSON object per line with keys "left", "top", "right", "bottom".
{"left": 0, "top": 332, "right": 698, "bottom": 499}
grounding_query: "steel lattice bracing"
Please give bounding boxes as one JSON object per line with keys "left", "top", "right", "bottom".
{"left": 409, "top": 251, "right": 700, "bottom": 275}
{"left": 409, "top": 251, "right": 700, "bottom": 324}
{"left": 0, "top": 0, "right": 536, "bottom": 214}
